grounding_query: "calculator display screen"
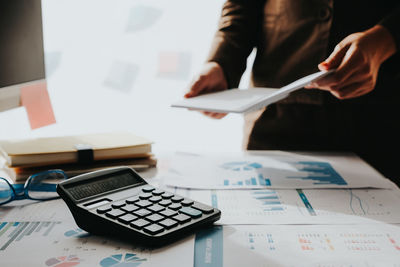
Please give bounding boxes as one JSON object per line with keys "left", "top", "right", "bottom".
{"left": 64, "top": 170, "right": 143, "bottom": 201}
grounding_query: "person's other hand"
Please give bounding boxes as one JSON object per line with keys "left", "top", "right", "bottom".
{"left": 185, "top": 61, "right": 228, "bottom": 119}
{"left": 305, "top": 25, "right": 396, "bottom": 99}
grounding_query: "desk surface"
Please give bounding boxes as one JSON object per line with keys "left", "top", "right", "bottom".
{"left": 1, "top": 152, "right": 400, "bottom": 266}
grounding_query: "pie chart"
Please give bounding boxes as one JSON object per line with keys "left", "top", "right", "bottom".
{"left": 100, "top": 253, "right": 147, "bottom": 267}
{"left": 45, "top": 255, "right": 81, "bottom": 267}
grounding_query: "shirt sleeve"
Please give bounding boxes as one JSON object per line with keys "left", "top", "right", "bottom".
{"left": 206, "top": 0, "right": 265, "bottom": 88}
{"left": 378, "top": 5, "right": 400, "bottom": 52}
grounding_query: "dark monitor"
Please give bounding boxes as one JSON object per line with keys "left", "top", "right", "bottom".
{"left": 0, "top": 0, "right": 45, "bottom": 111}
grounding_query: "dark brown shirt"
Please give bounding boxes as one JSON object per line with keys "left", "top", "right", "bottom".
{"left": 207, "top": 0, "right": 400, "bottom": 181}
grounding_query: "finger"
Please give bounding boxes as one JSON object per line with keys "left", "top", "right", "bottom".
{"left": 319, "top": 42, "right": 350, "bottom": 70}
{"left": 330, "top": 81, "right": 368, "bottom": 100}
{"left": 210, "top": 113, "right": 227, "bottom": 119}
{"left": 314, "top": 45, "right": 360, "bottom": 88}
{"left": 200, "top": 111, "right": 226, "bottom": 119}
{"left": 310, "top": 68, "right": 368, "bottom": 91}
{"left": 185, "top": 78, "right": 207, "bottom": 98}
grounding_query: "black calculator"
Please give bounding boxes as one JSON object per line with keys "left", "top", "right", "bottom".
{"left": 57, "top": 167, "right": 221, "bottom": 246}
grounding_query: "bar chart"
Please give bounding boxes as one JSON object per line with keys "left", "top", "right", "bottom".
{"left": 0, "top": 221, "right": 61, "bottom": 251}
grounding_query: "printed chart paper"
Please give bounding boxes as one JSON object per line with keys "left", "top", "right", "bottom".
{"left": 0, "top": 200, "right": 194, "bottom": 267}
{"left": 174, "top": 188, "right": 400, "bottom": 224}
{"left": 194, "top": 224, "right": 400, "bottom": 267}
{"left": 164, "top": 151, "right": 393, "bottom": 189}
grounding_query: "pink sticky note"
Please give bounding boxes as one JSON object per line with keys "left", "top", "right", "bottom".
{"left": 20, "top": 81, "right": 56, "bottom": 129}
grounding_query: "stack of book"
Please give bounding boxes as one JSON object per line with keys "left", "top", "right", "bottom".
{"left": 0, "top": 132, "right": 156, "bottom": 182}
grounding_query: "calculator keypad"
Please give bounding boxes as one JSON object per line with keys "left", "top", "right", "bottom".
{"left": 94, "top": 186, "right": 215, "bottom": 236}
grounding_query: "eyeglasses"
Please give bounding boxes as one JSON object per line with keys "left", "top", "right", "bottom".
{"left": 0, "top": 170, "right": 68, "bottom": 206}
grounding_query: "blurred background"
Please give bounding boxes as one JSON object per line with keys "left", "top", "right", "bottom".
{"left": 0, "top": 0, "right": 256, "bottom": 153}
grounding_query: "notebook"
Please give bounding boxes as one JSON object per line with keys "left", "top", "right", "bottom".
{"left": 0, "top": 132, "right": 152, "bottom": 167}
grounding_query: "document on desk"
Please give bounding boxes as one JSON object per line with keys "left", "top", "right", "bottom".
{"left": 163, "top": 151, "right": 394, "bottom": 189}
{"left": 171, "top": 70, "right": 334, "bottom": 113}
{"left": 0, "top": 204, "right": 194, "bottom": 266}
{"left": 194, "top": 224, "right": 400, "bottom": 267}
{"left": 173, "top": 187, "right": 400, "bottom": 224}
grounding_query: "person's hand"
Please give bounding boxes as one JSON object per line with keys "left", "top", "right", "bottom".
{"left": 305, "top": 25, "right": 396, "bottom": 99}
{"left": 185, "top": 61, "right": 228, "bottom": 119}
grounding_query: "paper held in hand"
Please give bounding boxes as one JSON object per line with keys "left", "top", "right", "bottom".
{"left": 171, "top": 70, "right": 334, "bottom": 113}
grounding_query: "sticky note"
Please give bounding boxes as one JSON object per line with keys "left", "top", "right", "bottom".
{"left": 20, "top": 81, "right": 56, "bottom": 129}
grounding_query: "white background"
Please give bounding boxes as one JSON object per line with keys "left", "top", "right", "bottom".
{"left": 0, "top": 0, "right": 256, "bottom": 153}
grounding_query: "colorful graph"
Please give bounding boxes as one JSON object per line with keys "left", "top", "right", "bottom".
{"left": 298, "top": 233, "right": 335, "bottom": 251}
{"left": 296, "top": 189, "right": 316, "bottom": 216}
{"left": 0, "top": 221, "right": 61, "bottom": 251}
{"left": 248, "top": 232, "right": 276, "bottom": 251}
{"left": 220, "top": 161, "right": 271, "bottom": 186}
{"left": 45, "top": 255, "right": 82, "bottom": 267}
{"left": 221, "top": 161, "right": 262, "bottom": 171}
{"left": 251, "top": 190, "right": 284, "bottom": 212}
{"left": 100, "top": 253, "right": 147, "bottom": 267}
{"left": 64, "top": 228, "right": 90, "bottom": 238}
{"left": 287, "top": 161, "right": 347, "bottom": 185}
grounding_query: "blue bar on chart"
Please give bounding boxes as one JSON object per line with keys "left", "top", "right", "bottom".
{"left": 194, "top": 226, "right": 223, "bottom": 267}
{"left": 296, "top": 189, "right": 316, "bottom": 216}
{"left": 223, "top": 174, "right": 271, "bottom": 187}
{"left": 288, "top": 161, "right": 347, "bottom": 185}
{"left": 251, "top": 190, "right": 285, "bottom": 212}
{"left": 0, "top": 221, "right": 61, "bottom": 251}
{"left": 211, "top": 191, "right": 218, "bottom": 208}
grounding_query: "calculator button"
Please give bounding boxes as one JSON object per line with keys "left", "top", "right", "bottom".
{"left": 146, "top": 214, "right": 165, "bottom": 223}
{"left": 134, "top": 209, "right": 152, "bottom": 217}
{"left": 152, "top": 189, "right": 165, "bottom": 196}
{"left": 172, "top": 214, "right": 191, "bottom": 224}
{"left": 121, "top": 204, "right": 140, "bottom": 213}
{"left": 143, "top": 224, "right": 164, "bottom": 235}
{"left": 126, "top": 196, "right": 140, "bottom": 204}
{"left": 111, "top": 201, "right": 126, "bottom": 208}
{"left": 130, "top": 219, "right": 150, "bottom": 229}
{"left": 142, "top": 186, "right": 155, "bottom": 193}
{"left": 105, "top": 209, "right": 126, "bottom": 219}
{"left": 192, "top": 202, "right": 215, "bottom": 214}
{"left": 117, "top": 214, "right": 138, "bottom": 224}
{"left": 180, "top": 207, "right": 202, "bottom": 218}
{"left": 181, "top": 199, "right": 194, "bottom": 206}
{"left": 159, "top": 200, "right": 172, "bottom": 207}
{"left": 149, "top": 196, "right": 162, "bottom": 203}
{"left": 135, "top": 200, "right": 153, "bottom": 208}
{"left": 96, "top": 205, "right": 112, "bottom": 214}
{"left": 160, "top": 209, "right": 178, "bottom": 217}
{"left": 169, "top": 203, "right": 182, "bottom": 210}
{"left": 148, "top": 204, "right": 165, "bottom": 213}
{"left": 139, "top": 193, "right": 152, "bottom": 200}
{"left": 161, "top": 192, "right": 174, "bottom": 199}
{"left": 171, "top": 196, "right": 184, "bottom": 202}
{"left": 159, "top": 218, "right": 178, "bottom": 229}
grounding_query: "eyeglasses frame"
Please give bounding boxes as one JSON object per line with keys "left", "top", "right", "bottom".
{"left": 0, "top": 169, "right": 67, "bottom": 205}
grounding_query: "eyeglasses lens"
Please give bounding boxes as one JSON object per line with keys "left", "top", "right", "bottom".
{"left": 0, "top": 179, "right": 12, "bottom": 204}
{"left": 27, "top": 171, "right": 66, "bottom": 200}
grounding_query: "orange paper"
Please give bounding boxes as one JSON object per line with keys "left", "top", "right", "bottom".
{"left": 20, "top": 81, "right": 56, "bottom": 129}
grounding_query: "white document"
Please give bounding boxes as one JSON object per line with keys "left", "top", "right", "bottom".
{"left": 0, "top": 216, "right": 194, "bottom": 266}
{"left": 163, "top": 151, "right": 394, "bottom": 189}
{"left": 172, "top": 70, "right": 334, "bottom": 113}
{"left": 0, "top": 199, "right": 74, "bottom": 222}
{"left": 194, "top": 224, "right": 400, "bottom": 267}
{"left": 174, "top": 188, "right": 400, "bottom": 224}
